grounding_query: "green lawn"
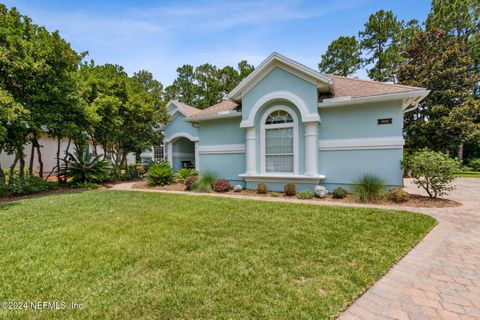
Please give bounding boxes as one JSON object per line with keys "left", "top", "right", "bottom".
{"left": 0, "top": 191, "right": 435, "bottom": 319}
{"left": 456, "top": 171, "right": 480, "bottom": 178}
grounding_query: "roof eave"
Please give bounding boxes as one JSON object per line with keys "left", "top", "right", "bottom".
{"left": 185, "top": 112, "right": 243, "bottom": 122}
{"left": 317, "top": 90, "right": 430, "bottom": 109}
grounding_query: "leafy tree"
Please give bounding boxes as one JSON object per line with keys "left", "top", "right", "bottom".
{"left": 407, "top": 149, "right": 460, "bottom": 198}
{"left": 398, "top": 29, "right": 480, "bottom": 156}
{"left": 165, "top": 60, "right": 254, "bottom": 109}
{"left": 318, "top": 36, "right": 362, "bottom": 76}
{"left": 359, "top": 10, "right": 404, "bottom": 82}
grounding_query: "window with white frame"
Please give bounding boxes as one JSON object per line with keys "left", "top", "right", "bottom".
{"left": 153, "top": 145, "right": 164, "bottom": 161}
{"left": 264, "top": 110, "right": 294, "bottom": 172}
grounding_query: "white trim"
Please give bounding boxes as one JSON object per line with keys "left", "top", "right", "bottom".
{"left": 318, "top": 90, "right": 430, "bottom": 109}
{"left": 304, "top": 122, "right": 318, "bottom": 176}
{"left": 260, "top": 105, "right": 299, "bottom": 175}
{"left": 239, "top": 173, "right": 326, "bottom": 183}
{"left": 164, "top": 132, "right": 199, "bottom": 143}
{"left": 167, "top": 143, "right": 173, "bottom": 166}
{"left": 172, "top": 152, "right": 195, "bottom": 157}
{"left": 245, "top": 127, "right": 256, "bottom": 175}
{"left": 198, "top": 144, "right": 246, "bottom": 154}
{"left": 186, "top": 112, "right": 242, "bottom": 122}
{"left": 318, "top": 136, "right": 405, "bottom": 150}
{"left": 240, "top": 91, "right": 320, "bottom": 128}
{"left": 229, "top": 52, "right": 332, "bottom": 100}
{"left": 194, "top": 142, "right": 199, "bottom": 171}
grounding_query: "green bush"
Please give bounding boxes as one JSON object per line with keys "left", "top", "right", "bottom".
{"left": 468, "top": 158, "right": 480, "bottom": 171}
{"left": 407, "top": 149, "right": 460, "bottom": 198}
{"left": 353, "top": 174, "right": 385, "bottom": 203}
{"left": 8, "top": 176, "right": 54, "bottom": 195}
{"left": 385, "top": 188, "right": 409, "bottom": 203}
{"left": 184, "top": 176, "right": 198, "bottom": 191}
{"left": 61, "top": 146, "right": 111, "bottom": 183}
{"left": 332, "top": 187, "right": 348, "bottom": 199}
{"left": 284, "top": 183, "right": 296, "bottom": 196}
{"left": 257, "top": 183, "right": 268, "bottom": 194}
{"left": 146, "top": 162, "right": 175, "bottom": 186}
{"left": 270, "top": 192, "right": 280, "bottom": 197}
{"left": 191, "top": 172, "right": 217, "bottom": 193}
{"left": 121, "top": 164, "right": 144, "bottom": 181}
{"left": 175, "top": 168, "right": 198, "bottom": 183}
{"left": 297, "top": 190, "right": 314, "bottom": 199}
{"left": 213, "top": 179, "right": 231, "bottom": 192}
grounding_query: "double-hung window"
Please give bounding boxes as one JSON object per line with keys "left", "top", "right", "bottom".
{"left": 264, "top": 110, "right": 294, "bottom": 172}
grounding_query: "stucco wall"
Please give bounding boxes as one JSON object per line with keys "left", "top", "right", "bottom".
{"left": 164, "top": 113, "right": 198, "bottom": 141}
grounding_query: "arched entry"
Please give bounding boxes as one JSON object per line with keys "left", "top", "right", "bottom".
{"left": 164, "top": 133, "right": 199, "bottom": 171}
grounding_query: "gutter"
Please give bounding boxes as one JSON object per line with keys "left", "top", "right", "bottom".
{"left": 185, "top": 111, "right": 242, "bottom": 122}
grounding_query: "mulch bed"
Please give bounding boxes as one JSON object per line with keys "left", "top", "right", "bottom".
{"left": 130, "top": 181, "right": 461, "bottom": 208}
{"left": 0, "top": 187, "right": 87, "bottom": 204}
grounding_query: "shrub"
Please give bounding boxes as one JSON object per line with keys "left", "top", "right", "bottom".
{"left": 407, "top": 149, "right": 460, "bottom": 198}
{"left": 213, "top": 179, "right": 231, "bottom": 192}
{"left": 146, "top": 162, "right": 175, "bottom": 186}
{"left": 121, "top": 164, "right": 144, "bottom": 181}
{"left": 270, "top": 192, "right": 280, "bottom": 197}
{"left": 191, "top": 172, "right": 217, "bottom": 193}
{"left": 332, "top": 187, "right": 348, "bottom": 199}
{"left": 175, "top": 168, "right": 198, "bottom": 183}
{"left": 184, "top": 176, "right": 198, "bottom": 191}
{"left": 61, "top": 146, "right": 111, "bottom": 183}
{"left": 9, "top": 176, "right": 53, "bottom": 195}
{"left": 468, "top": 158, "right": 480, "bottom": 171}
{"left": 284, "top": 183, "right": 296, "bottom": 196}
{"left": 297, "top": 190, "right": 314, "bottom": 199}
{"left": 385, "top": 188, "right": 409, "bottom": 203}
{"left": 352, "top": 174, "right": 385, "bottom": 203}
{"left": 257, "top": 183, "right": 268, "bottom": 194}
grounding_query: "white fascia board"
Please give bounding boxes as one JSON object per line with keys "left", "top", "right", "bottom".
{"left": 185, "top": 112, "right": 242, "bottom": 122}
{"left": 198, "top": 144, "right": 245, "bottom": 154}
{"left": 318, "top": 90, "right": 430, "bottom": 109}
{"left": 229, "top": 52, "right": 332, "bottom": 100}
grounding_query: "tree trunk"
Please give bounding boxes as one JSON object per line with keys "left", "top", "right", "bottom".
{"left": 56, "top": 137, "right": 61, "bottom": 183}
{"left": 457, "top": 144, "right": 464, "bottom": 162}
{"left": 0, "top": 147, "right": 5, "bottom": 186}
{"left": 9, "top": 155, "right": 18, "bottom": 187}
{"left": 28, "top": 143, "right": 35, "bottom": 177}
{"left": 18, "top": 150, "right": 25, "bottom": 184}
{"left": 35, "top": 141, "right": 44, "bottom": 178}
{"left": 62, "top": 139, "right": 72, "bottom": 184}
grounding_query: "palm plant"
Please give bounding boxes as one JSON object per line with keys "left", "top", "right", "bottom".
{"left": 191, "top": 172, "right": 218, "bottom": 193}
{"left": 174, "top": 168, "right": 198, "bottom": 184}
{"left": 61, "top": 146, "right": 111, "bottom": 184}
{"left": 146, "top": 162, "right": 175, "bottom": 186}
{"left": 352, "top": 174, "right": 385, "bottom": 203}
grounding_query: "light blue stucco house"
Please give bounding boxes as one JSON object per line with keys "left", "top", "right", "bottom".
{"left": 159, "top": 53, "right": 429, "bottom": 191}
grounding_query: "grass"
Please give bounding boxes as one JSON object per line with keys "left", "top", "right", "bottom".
{"left": 456, "top": 170, "right": 480, "bottom": 178}
{"left": 0, "top": 191, "right": 436, "bottom": 319}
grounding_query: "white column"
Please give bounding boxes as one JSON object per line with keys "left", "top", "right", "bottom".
{"left": 194, "top": 141, "right": 200, "bottom": 171}
{"left": 167, "top": 142, "right": 173, "bottom": 166}
{"left": 245, "top": 127, "right": 256, "bottom": 175}
{"left": 151, "top": 146, "right": 155, "bottom": 161}
{"left": 304, "top": 122, "right": 318, "bottom": 176}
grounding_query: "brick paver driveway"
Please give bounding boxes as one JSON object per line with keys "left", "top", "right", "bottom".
{"left": 340, "top": 178, "right": 480, "bottom": 320}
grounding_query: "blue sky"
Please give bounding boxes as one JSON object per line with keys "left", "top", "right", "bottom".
{"left": 5, "top": 0, "right": 431, "bottom": 85}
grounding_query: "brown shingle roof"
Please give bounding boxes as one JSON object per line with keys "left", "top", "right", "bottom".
{"left": 329, "top": 75, "right": 424, "bottom": 99}
{"left": 187, "top": 99, "right": 240, "bottom": 119}
{"left": 172, "top": 101, "right": 201, "bottom": 117}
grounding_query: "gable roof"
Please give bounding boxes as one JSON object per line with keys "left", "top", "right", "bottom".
{"left": 228, "top": 52, "right": 333, "bottom": 100}
{"left": 186, "top": 99, "right": 240, "bottom": 121}
{"left": 167, "top": 100, "right": 201, "bottom": 117}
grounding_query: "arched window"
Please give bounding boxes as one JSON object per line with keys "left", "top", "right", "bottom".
{"left": 264, "top": 109, "right": 295, "bottom": 172}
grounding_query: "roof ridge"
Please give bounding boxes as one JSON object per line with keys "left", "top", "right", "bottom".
{"left": 328, "top": 74, "right": 422, "bottom": 90}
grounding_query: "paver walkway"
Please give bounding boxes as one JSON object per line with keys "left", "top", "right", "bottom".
{"left": 111, "top": 178, "right": 480, "bottom": 319}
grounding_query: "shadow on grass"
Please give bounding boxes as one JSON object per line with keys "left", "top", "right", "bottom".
{"left": 0, "top": 188, "right": 88, "bottom": 206}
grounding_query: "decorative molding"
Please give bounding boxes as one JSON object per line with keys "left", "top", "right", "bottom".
{"left": 240, "top": 91, "right": 320, "bottom": 128}
{"left": 198, "top": 144, "right": 246, "bottom": 154}
{"left": 318, "top": 136, "right": 405, "bottom": 150}
{"left": 164, "top": 132, "right": 199, "bottom": 143}
{"left": 172, "top": 152, "right": 195, "bottom": 157}
{"left": 239, "top": 173, "right": 326, "bottom": 183}
{"left": 186, "top": 111, "right": 242, "bottom": 122}
{"left": 260, "top": 105, "right": 299, "bottom": 175}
